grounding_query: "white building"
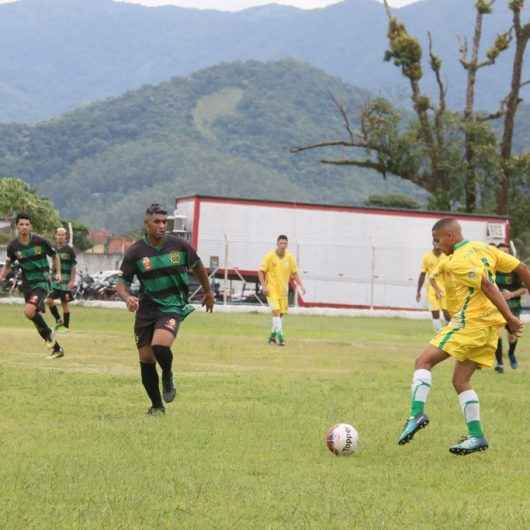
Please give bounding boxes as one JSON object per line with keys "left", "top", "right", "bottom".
{"left": 172, "top": 195, "right": 509, "bottom": 310}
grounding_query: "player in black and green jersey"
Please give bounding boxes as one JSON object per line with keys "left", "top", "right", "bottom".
{"left": 0, "top": 213, "right": 64, "bottom": 358}
{"left": 116, "top": 204, "right": 215, "bottom": 416}
{"left": 47, "top": 227, "right": 77, "bottom": 332}
{"left": 494, "top": 243, "right": 528, "bottom": 373}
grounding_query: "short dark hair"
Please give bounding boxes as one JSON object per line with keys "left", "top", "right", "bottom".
{"left": 432, "top": 218, "right": 457, "bottom": 232}
{"left": 277, "top": 234, "right": 288, "bottom": 242}
{"left": 16, "top": 212, "right": 31, "bottom": 224}
{"left": 497, "top": 242, "right": 510, "bottom": 249}
{"left": 145, "top": 203, "right": 167, "bottom": 216}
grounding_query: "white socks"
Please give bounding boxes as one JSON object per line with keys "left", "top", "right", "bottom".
{"left": 272, "top": 316, "right": 283, "bottom": 334}
{"left": 410, "top": 369, "right": 432, "bottom": 416}
{"left": 432, "top": 318, "right": 442, "bottom": 332}
{"left": 458, "top": 390, "right": 480, "bottom": 423}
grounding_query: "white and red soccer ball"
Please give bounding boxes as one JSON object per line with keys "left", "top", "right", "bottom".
{"left": 326, "top": 423, "right": 359, "bottom": 456}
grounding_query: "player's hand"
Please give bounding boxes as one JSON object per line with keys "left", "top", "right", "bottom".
{"left": 126, "top": 296, "right": 139, "bottom": 312}
{"left": 262, "top": 286, "right": 269, "bottom": 297}
{"left": 502, "top": 290, "right": 512, "bottom": 301}
{"left": 68, "top": 281, "right": 76, "bottom": 290}
{"left": 506, "top": 316, "right": 523, "bottom": 337}
{"left": 416, "top": 292, "right": 421, "bottom": 303}
{"left": 298, "top": 285, "right": 306, "bottom": 296}
{"left": 55, "top": 273, "right": 62, "bottom": 283}
{"left": 202, "top": 291, "right": 214, "bottom": 313}
{"left": 435, "top": 289, "right": 443, "bottom": 300}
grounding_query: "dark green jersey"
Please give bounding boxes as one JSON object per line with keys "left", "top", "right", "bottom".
{"left": 51, "top": 245, "right": 77, "bottom": 291}
{"left": 496, "top": 270, "right": 523, "bottom": 312}
{"left": 6, "top": 234, "right": 56, "bottom": 291}
{"left": 120, "top": 235, "right": 201, "bottom": 318}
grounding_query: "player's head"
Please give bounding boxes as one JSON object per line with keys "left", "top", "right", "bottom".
{"left": 431, "top": 218, "right": 462, "bottom": 254}
{"left": 497, "top": 242, "right": 511, "bottom": 255}
{"left": 15, "top": 213, "right": 32, "bottom": 236}
{"left": 276, "top": 234, "right": 288, "bottom": 254}
{"left": 144, "top": 203, "right": 168, "bottom": 240}
{"left": 55, "top": 226, "right": 68, "bottom": 246}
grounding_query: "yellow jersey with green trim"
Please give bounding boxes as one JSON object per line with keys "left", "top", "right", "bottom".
{"left": 259, "top": 250, "right": 298, "bottom": 298}
{"left": 432, "top": 240, "right": 520, "bottom": 327}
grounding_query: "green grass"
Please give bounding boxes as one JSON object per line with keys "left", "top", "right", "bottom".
{"left": 1, "top": 305, "right": 529, "bottom": 529}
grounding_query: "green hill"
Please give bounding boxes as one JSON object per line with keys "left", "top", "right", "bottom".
{"left": 0, "top": 60, "right": 428, "bottom": 232}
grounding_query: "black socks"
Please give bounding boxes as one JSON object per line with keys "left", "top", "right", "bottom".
{"left": 63, "top": 312, "right": 70, "bottom": 328}
{"left": 152, "top": 345, "right": 173, "bottom": 375}
{"left": 49, "top": 305, "right": 61, "bottom": 322}
{"left": 495, "top": 338, "right": 503, "bottom": 366}
{"left": 140, "top": 362, "right": 163, "bottom": 409}
{"left": 31, "top": 313, "right": 52, "bottom": 342}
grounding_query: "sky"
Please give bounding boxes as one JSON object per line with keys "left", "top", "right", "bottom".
{"left": 0, "top": 0, "right": 419, "bottom": 9}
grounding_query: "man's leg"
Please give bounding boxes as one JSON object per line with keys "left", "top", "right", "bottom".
{"left": 430, "top": 310, "right": 442, "bottom": 332}
{"left": 442, "top": 310, "right": 451, "bottom": 324}
{"left": 495, "top": 334, "right": 504, "bottom": 373}
{"left": 138, "top": 345, "right": 164, "bottom": 415}
{"left": 47, "top": 297, "right": 62, "bottom": 325}
{"left": 508, "top": 333, "right": 519, "bottom": 369}
{"left": 24, "top": 299, "right": 63, "bottom": 356}
{"left": 61, "top": 299, "right": 70, "bottom": 330}
{"left": 269, "top": 305, "right": 282, "bottom": 344}
{"left": 152, "top": 323, "right": 178, "bottom": 404}
{"left": 398, "top": 344, "right": 449, "bottom": 445}
{"left": 449, "top": 360, "right": 488, "bottom": 455}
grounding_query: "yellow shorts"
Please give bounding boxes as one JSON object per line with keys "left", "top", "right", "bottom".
{"left": 427, "top": 286, "right": 447, "bottom": 312}
{"left": 430, "top": 323, "right": 500, "bottom": 368}
{"left": 267, "top": 296, "right": 288, "bottom": 314}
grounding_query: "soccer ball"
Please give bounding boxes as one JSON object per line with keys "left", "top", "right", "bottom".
{"left": 326, "top": 423, "right": 359, "bottom": 456}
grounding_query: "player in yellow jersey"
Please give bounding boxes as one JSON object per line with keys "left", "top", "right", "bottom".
{"left": 398, "top": 218, "right": 530, "bottom": 455}
{"left": 416, "top": 244, "right": 450, "bottom": 330}
{"left": 258, "top": 235, "right": 305, "bottom": 346}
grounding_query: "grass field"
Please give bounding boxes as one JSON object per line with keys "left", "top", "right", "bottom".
{"left": 1, "top": 304, "right": 530, "bottom": 530}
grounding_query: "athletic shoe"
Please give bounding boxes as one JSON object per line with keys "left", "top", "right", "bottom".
{"left": 509, "top": 355, "right": 518, "bottom": 369}
{"left": 146, "top": 406, "right": 165, "bottom": 416}
{"left": 162, "top": 372, "right": 176, "bottom": 403}
{"left": 494, "top": 364, "right": 504, "bottom": 374}
{"left": 398, "top": 413, "right": 430, "bottom": 445}
{"left": 268, "top": 332, "right": 277, "bottom": 345}
{"left": 449, "top": 436, "right": 488, "bottom": 455}
{"left": 47, "top": 346, "right": 64, "bottom": 359}
{"left": 55, "top": 322, "right": 69, "bottom": 335}
{"left": 277, "top": 333, "right": 285, "bottom": 347}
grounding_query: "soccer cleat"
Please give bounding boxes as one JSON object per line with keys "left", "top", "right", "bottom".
{"left": 268, "top": 332, "right": 277, "bottom": 345}
{"left": 276, "top": 333, "right": 285, "bottom": 347}
{"left": 398, "top": 413, "right": 430, "bottom": 445}
{"left": 509, "top": 355, "right": 518, "bottom": 370}
{"left": 494, "top": 364, "right": 504, "bottom": 374}
{"left": 55, "top": 321, "right": 69, "bottom": 334}
{"left": 449, "top": 436, "right": 488, "bottom": 455}
{"left": 162, "top": 372, "right": 176, "bottom": 403}
{"left": 47, "top": 346, "right": 64, "bottom": 359}
{"left": 146, "top": 406, "right": 165, "bottom": 416}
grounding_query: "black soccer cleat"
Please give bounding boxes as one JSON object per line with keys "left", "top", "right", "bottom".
{"left": 162, "top": 372, "right": 176, "bottom": 403}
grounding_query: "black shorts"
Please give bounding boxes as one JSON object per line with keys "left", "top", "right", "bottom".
{"left": 48, "top": 289, "right": 73, "bottom": 303}
{"left": 134, "top": 312, "right": 181, "bottom": 348}
{"left": 23, "top": 287, "right": 48, "bottom": 313}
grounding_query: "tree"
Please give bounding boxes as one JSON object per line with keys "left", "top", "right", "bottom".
{"left": 291, "top": 0, "right": 530, "bottom": 219}
{"left": 364, "top": 193, "right": 420, "bottom": 210}
{"left": 0, "top": 177, "right": 61, "bottom": 234}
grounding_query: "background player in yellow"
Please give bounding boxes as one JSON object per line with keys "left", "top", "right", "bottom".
{"left": 398, "top": 218, "right": 530, "bottom": 455}
{"left": 258, "top": 235, "right": 305, "bottom": 346}
{"left": 416, "top": 243, "right": 450, "bottom": 331}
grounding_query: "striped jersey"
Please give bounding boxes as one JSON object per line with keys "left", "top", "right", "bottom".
{"left": 6, "top": 234, "right": 56, "bottom": 291}
{"left": 496, "top": 269, "right": 524, "bottom": 312}
{"left": 120, "top": 235, "right": 201, "bottom": 317}
{"left": 51, "top": 245, "right": 77, "bottom": 291}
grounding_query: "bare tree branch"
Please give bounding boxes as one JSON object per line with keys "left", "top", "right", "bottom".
{"left": 520, "top": 79, "right": 530, "bottom": 89}
{"left": 320, "top": 159, "right": 386, "bottom": 172}
{"left": 290, "top": 141, "right": 357, "bottom": 154}
{"left": 458, "top": 35, "right": 469, "bottom": 67}
{"left": 328, "top": 92, "right": 357, "bottom": 145}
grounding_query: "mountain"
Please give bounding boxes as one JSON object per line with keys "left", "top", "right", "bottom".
{"left": 1, "top": 0, "right": 529, "bottom": 122}
{"left": 0, "top": 60, "right": 428, "bottom": 232}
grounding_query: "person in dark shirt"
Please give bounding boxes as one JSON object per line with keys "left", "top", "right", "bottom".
{"left": 494, "top": 243, "right": 528, "bottom": 373}
{"left": 47, "top": 227, "right": 77, "bottom": 332}
{"left": 116, "top": 203, "right": 214, "bottom": 416}
{"left": 0, "top": 213, "right": 64, "bottom": 358}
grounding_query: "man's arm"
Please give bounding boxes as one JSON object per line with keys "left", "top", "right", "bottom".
{"left": 429, "top": 278, "right": 443, "bottom": 300}
{"left": 191, "top": 262, "right": 214, "bottom": 312}
{"left": 513, "top": 263, "right": 530, "bottom": 292}
{"left": 258, "top": 270, "right": 268, "bottom": 296}
{"left": 481, "top": 275, "right": 522, "bottom": 335}
{"left": 0, "top": 259, "right": 12, "bottom": 282}
{"left": 53, "top": 254, "right": 62, "bottom": 283}
{"left": 291, "top": 272, "right": 305, "bottom": 296}
{"left": 416, "top": 272, "right": 426, "bottom": 302}
{"left": 116, "top": 280, "right": 139, "bottom": 312}
{"left": 68, "top": 265, "right": 77, "bottom": 290}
